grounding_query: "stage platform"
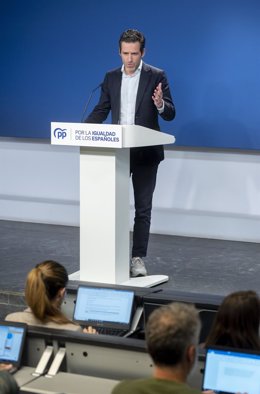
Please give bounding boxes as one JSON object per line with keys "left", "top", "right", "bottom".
{"left": 0, "top": 220, "right": 259, "bottom": 319}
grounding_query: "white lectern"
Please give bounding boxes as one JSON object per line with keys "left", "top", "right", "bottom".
{"left": 51, "top": 122, "right": 175, "bottom": 287}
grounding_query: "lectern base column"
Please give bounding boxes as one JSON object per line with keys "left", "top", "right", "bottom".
{"left": 80, "top": 147, "right": 130, "bottom": 284}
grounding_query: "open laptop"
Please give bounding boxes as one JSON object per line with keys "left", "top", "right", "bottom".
{"left": 0, "top": 321, "right": 27, "bottom": 373}
{"left": 73, "top": 285, "right": 135, "bottom": 337}
{"left": 202, "top": 346, "right": 260, "bottom": 394}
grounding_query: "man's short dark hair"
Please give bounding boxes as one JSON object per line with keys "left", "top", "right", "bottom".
{"left": 119, "top": 29, "right": 145, "bottom": 53}
{"left": 0, "top": 371, "right": 19, "bottom": 394}
{"left": 146, "top": 302, "right": 201, "bottom": 367}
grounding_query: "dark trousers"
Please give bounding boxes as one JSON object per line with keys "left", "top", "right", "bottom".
{"left": 131, "top": 163, "right": 159, "bottom": 258}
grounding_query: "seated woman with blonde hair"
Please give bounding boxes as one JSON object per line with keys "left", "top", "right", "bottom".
{"left": 5, "top": 260, "right": 95, "bottom": 333}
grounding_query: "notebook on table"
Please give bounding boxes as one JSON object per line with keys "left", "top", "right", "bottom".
{"left": 73, "top": 285, "right": 135, "bottom": 337}
{"left": 0, "top": 321, "right": 27, "bottom": 373}
{"left": 202, "top": 346, "right": 260, "bottom": 394}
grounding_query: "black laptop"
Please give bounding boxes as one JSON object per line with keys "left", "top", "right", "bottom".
{"left": 73, "top": 285, "right": 135, "bottom": 336}
{"left": 202, "top": 345, "right": 260, "bottom": 394}
{"left": 0, "top": 321, "right": 27, "bottom": 373}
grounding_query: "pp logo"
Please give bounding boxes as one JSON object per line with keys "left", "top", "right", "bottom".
{"left": 53, "top": 128, "right": 67, "bottom": 139}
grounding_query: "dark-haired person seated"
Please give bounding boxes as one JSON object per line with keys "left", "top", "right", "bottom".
{"left": 205, "top": 290, "right": 260, "bottom": 350}
{"left": 112, "top": 302, "right": 202, "bottom": 394}
{"left": 5, "top": 260, "right": 96, "bottom": 334}
{"left": 0, "top": 370, "right": 19, "bottom": 394}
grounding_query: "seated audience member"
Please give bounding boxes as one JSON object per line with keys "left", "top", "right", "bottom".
{"left": 205, "top": 290, "right": 260, "bottom": 350}
{"left": 112, "top": 302, "right": 202, "bottom": 394}
{"left": 5, "top": 260, "right": 95, "bottom": 333}
{"left": 0, "top": 371, "right": 19, "bottom": 394}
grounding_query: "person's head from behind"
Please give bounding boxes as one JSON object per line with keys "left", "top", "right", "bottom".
{"left": 146, "top": 302, "right": 201, "bottom": 377}
{"left": 25, "top": 260, "right": 68, "bottom": 324}
{"left": 205, "top": 290, "right": 260, "bottom": 350}
{"left": 119, "top": 29, "right": 145, "bottom": 75}
{"left": 0, "top": 371, "right": 19, "bottom": 394}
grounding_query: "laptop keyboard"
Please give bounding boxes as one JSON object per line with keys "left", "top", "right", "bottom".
{"left": 96, "top": 327, "right": 128, "bottom": 337}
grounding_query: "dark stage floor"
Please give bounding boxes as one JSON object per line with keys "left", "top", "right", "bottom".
{"left": 0, "top": 219, "right": 259, "bottom": 297}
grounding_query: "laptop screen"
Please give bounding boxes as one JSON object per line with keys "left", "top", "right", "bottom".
{"left": 202, "top": 346, "right": 260, "bottom": 394}
{"left": 0, "top": 321, "right": 27, "bottom": 367}
{"left": 73, "top": 286, "right": 135, "bottom": 329}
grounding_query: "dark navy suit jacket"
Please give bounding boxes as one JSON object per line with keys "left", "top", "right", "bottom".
{"left": 85, "top": 62, "right": 175, "bottom": 166}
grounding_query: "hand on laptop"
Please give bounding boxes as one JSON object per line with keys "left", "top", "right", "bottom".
{"left": 83, "top": 326, "right": 98, "bottom": 334}
{"left": 0, "top": 363, "right": 13, "bottom": 372}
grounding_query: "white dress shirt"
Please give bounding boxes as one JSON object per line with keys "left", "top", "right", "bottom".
{"left": 119, "top": 60, "right": 142, "bottom": 125}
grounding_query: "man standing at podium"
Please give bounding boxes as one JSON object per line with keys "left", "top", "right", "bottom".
{"left": 84, "top": 29, "right": 175, "bottom": 277}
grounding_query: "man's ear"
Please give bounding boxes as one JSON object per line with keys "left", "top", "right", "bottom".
{"left": 187, "top": 344, "right": 196, "bottom": 365}
{"left": 141, "top": 48, "right": 146, "bottom": 58}
{"left": 57, "top": 287, "right": 66, "bottom": 299}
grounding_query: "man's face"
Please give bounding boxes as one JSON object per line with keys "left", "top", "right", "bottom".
{"left": 119, "top": 41, "right": 144, "bottom": 75}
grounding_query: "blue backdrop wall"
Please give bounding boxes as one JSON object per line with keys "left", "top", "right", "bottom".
{"left": 1, "top": 0, "right": 259, "bottom": 149}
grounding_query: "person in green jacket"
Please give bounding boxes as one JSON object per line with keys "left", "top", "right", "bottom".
{"left": 112, "top": 302, "right": 201, "bottom": 394}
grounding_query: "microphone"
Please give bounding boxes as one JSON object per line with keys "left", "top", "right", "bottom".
{"left": 81, "top": 83, "right": 102, "bottom": 122}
